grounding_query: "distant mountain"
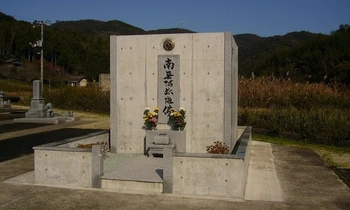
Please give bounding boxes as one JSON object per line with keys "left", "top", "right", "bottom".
{"left": 233, "top": 33, "right": 263, "bottom": 50}
{"left": 1, "top": 11, "right": 348, "bottom": 84}
{"left": 235, "top": 31, "right": 322, "bottom": 77}
{"left": 0, "top": 12, "right": 15, "bottom": 21}
{"left": 144, "top": 28, "right": 195, "bottom": 34}
{"left": 52, "top": 20, "right": 195, "bottom": 36}
{"left": 52, "top": 19, "right": 145, "bottom": 35}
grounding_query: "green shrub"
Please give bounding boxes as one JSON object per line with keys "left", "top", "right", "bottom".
{"left": 238, "top": 108, "right": 350, "bottom": 146}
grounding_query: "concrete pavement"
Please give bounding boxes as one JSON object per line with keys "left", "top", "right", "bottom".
{"left": 244, "top": 141, "right": 283, "bottom": 201}
{"left": 1, "top": 141, "right": 350, "bottom": 209}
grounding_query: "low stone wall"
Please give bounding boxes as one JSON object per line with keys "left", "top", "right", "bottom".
{"left": 165, "top": 126, "right": 252, "bottom": 199}
{"left": 34, "top": 149, "right": 93, "bottom": 188}
{"left": 33, "top": 131, "right": 107, "bottom": 188}
{"left": 32, "top": 128, "right": 251, "bottom": 198}
{"left": 172, "top": 154, "right": 245, "bottom": 198}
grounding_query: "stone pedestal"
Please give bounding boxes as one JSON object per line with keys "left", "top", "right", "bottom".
{"left": 25, "top": 80, "right": 53, "bottom": 118}
{"left": 145, "top": 130, "right": 186, "bottom": 156}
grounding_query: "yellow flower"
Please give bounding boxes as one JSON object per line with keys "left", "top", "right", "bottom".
{"left": 174, "top": 112, "right": 182, "bottom": 117}
{"left": 154, "top": 108, "right": 159, "bottom": 112}
{"left": 143, "top": 117, "right": 148, "bottom": 121}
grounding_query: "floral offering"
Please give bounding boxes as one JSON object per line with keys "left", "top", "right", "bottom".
{"left": 142, "top": 107, "right": 159, "bottom": 130}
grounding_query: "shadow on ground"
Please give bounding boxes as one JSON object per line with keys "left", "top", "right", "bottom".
{"left": 0, "top": 109, "right": 26, "bottom": 121}
{"left": 0, "top": 128, "right": 104, "bottom": 163}
{"left": 0, "top": 123, "right": 49, "bottom": 132}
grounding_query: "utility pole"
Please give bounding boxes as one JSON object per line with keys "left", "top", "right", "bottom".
{"left": 40, "top": 21, "right": 43, "bottom": 91}
{"left": 32, "top": 20, "right": 51, "bottom": 92}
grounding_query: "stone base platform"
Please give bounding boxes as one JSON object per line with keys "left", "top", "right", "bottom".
{"left": 65, "top": 116, "right": 81, "bottom": 122}
{"left": 13, "top": 115, "right": 81, "bottom": 124}
{"left": 14, "top": 117, "right": 67, "bottom": 124}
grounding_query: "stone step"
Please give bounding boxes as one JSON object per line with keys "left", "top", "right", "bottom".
{"left": 101, "top": 155, "right": 164, "bottom": 193}
{"left": 101, "top": 179, "right": 163, "bottom": 194}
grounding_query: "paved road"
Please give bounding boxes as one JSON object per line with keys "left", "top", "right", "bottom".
{"left": 1, "top": 143, "right": 349, "bottom": 209}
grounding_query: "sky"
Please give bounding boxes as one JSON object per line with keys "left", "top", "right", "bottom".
{"left": 1, "top": 0, "right": 349, "bottom": 37}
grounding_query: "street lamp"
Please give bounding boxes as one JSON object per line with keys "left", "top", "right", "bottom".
{"left": 32, "top": 20, "right": 51, "bottom": 91}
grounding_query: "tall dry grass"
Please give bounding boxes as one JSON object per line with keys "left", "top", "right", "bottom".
{"left": 239, "top": 77, "right": 350, "bottom": 110}
{"left": 44, "top": 86, "right": 110, "bottom": 114}
{"left": 238, "top": 77, "right": 350, "bottom": 146}
{"left": 0, "top": 80, "right": 32, "bottom": 94}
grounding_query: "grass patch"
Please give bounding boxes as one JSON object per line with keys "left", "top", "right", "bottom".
{"left": 254, "top": 133, "right": 350, "bottom": 154}
{"left": 239, "top": 107, "right": 350, "bottom": 146}
{"left": 253, "top": 133, "right": 350, "bottom": 167}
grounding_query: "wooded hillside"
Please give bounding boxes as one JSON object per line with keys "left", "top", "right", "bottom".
{"left": 0, "top": 11, "right": 349, "bottom": 84}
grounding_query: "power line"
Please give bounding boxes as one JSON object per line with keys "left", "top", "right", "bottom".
{"left": 178, "top": 20, "right": 186, "bottom": 29}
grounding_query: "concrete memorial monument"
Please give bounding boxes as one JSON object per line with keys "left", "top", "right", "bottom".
{"left": 106, "top": 32, "right": 251, "bottom": 198}
{"left": 110, "top": 32, "right": 239, "bottom": 154}
{"left": 31, "top": 32, "right": 252, "bottom": 200}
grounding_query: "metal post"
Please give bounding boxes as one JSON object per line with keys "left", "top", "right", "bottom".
{"left": 40, "top": 22, "right": 44, "bottom": 92}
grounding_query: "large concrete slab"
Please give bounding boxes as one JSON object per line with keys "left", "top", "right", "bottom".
{"left": 102, "top": 155, "right": 163, "bottom": 183}
{"left": 101, "top": 155, "right": 164, "bottom": 193}
{"left": 14, "top": 117, "right": 66, "bottom": 124}
{"left": 244, "top": 141, "right": 283, "bottom": 201}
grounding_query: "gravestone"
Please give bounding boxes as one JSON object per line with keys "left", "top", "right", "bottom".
{"left": 0, "top": 90, "right": 11, "bottom": 108}
{"left": 14, "top": 80, "right": 80, "bottom": 124}
{"left": 25, "top": 80, "right": 53, "bottom": 118}
{"left": 110, "top": 32, "right": 238, "bottom": 153}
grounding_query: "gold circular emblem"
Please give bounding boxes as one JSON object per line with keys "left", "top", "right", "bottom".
{"left": 163, "top": 39, "right": 175, "bottom": 51}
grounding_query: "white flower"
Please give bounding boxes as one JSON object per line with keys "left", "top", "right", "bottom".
{"left": 180, "top": 107, "right": 185, "bottom": 111}
{"left": 145, "top": 107, "right": 150, "bottom": 110}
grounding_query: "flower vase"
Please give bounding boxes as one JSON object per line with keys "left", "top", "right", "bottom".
{"left": 169, "top": 121, "right": 177, "bottom": 130}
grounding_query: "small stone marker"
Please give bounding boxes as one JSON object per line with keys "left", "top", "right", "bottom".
{"left": 0, "top": 90, "right": 11, "bottom": 108}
